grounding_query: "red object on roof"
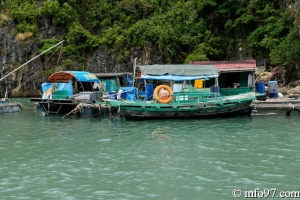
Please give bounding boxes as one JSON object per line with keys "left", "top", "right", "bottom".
{"left": 190, "top": 60, "right": 256, "bottom": 72}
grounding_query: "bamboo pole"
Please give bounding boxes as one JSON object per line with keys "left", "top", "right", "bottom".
{"left": 0, "top": 40, "right": 64, "bottom": 82}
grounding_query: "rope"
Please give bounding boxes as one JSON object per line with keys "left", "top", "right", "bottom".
{"left": 56, "top": 44, "right": 64, "bottom": 69}
{"left": 62, "top": 103, "right": 84, "bottom": 118}
{"left": 62, "top": 103, "right": 104, "bottom": 118}
{"left": 13, "top": 102, "right": 34, "bottom": 110}
{"left": 251, "top": 104, "right": 258, "bottom": 113}
{"left": 286, "top": 103, "right": 300, "bottom": 116}
{"left": 90, "top": 104, "right": 102, "bottom": 122}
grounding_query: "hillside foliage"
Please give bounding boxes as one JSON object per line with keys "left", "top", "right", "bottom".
{"left": 1, "top": 0, "right": 300, "bottom": 73}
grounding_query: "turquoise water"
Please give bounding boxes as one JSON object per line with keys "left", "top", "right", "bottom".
{"left": 1, "top": 99, "right": 300, "bottom": 199}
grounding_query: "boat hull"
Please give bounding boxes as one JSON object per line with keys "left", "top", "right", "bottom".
{"left": 30, "top": 98, "right": 109, "bottom": 117}
{"left": 121, "top": 106, "right": 252, "bottom": 120}
{"left": 31, "top": 98, "right": 77, "bottom": 114}
{"left": 111, "top": 101, "right": 253, "bottom": 120}
{"left": 105, "top": 91, "right": 256, "bottom": 120}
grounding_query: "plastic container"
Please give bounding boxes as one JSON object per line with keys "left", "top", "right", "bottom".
{"left": 173, "top": 83, "right": 183, "bottom": 92}
{"left": 73, "top": 92, "right": 92, "bottom": 100}
{"left": 145, "top": 84, "right": 154, "bottom": 100}
{"left": 194, "top": 80, "right": 203, "bottom": 88}
{"left": 268, "top": 81, "right": 278, "bottom": 98}
{"left": 210, "top": 86, "right": 220, "bottom": 93}
{"left": 255, "top": 82, "right": 265, "bottom": 94}
{"left": 109, "top": 91, "right": 117, "bottom": 100}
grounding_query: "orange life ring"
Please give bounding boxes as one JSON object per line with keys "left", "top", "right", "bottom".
{"left": 153, "top": 85, "right": 173, "bottom": 104}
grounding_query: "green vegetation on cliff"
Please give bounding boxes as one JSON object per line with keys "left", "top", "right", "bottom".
{"left": 1, "top": 0, "right": 300, "bottom": 80}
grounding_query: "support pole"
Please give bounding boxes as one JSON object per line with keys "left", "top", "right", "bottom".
{"left": 0, "top": 40, "right": 64, "bottom": 82}
{"left": 132, "top": 57, "right": 137, "bottom": 87}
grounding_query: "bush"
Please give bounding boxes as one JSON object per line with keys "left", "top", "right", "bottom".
{"left": 41, "top": 0, "right": 76, "bottom": 26}
{"left": 9, "top": 1, "right": 40, "bottom": 35}
{"left": 66, "top": 23, "right": 101, "bottom": 53}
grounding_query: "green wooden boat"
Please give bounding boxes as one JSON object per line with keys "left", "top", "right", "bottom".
{"left": 104, "top": 64, "right": 256, "bottom": 120}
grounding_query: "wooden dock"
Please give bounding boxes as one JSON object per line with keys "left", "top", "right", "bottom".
{"left": 252, "top": 96, "right": 300, "bottom": 109}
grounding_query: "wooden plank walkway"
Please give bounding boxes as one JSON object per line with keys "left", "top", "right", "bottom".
{"left": 252, "top": 96, "right": 300, "bottom": 109}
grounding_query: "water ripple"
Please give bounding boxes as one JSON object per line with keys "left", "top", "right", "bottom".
{"left": 1, "top": 100, "right": 300, "bottom": 199}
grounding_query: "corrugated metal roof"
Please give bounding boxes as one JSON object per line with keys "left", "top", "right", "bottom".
{"left": 190, "top": 60, "right": 256, "bottom": 72}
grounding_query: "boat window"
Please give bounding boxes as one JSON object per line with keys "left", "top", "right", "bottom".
{"left": 76, "top": 82, "right": 94, "bottom": 92}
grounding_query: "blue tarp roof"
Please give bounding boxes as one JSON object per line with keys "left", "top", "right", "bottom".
{"left": 46, "top": 71, "right": 99, "bottom": 83}
{"left": 140, "top": 74, "right": 217, "bottom": 81}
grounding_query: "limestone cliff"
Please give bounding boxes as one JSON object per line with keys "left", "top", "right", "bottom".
{"left": 0, "top": 28, "right": 161, "bottom": 97}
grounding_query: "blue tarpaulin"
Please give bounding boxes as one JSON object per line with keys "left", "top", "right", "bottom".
{"left": 41, "top": 80, "right": 73, "bottom": 99}
{"left": 41, "top": 82, "right": 52, "bottom": 99}
{"left": 119, "top": 87, "right": 138, "bottom": 100}
{"left": 140, "top": 74, "right": 217, "bottom": 81}
{"left": 69, "top": 71, "right": 99, "bottom": 82}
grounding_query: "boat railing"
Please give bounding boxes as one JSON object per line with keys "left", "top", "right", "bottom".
{"left": 172, "top": 91, "right": 219, "bottom": 104}
{"left": 172, "top": 91, "right": 255, "bottom": 104}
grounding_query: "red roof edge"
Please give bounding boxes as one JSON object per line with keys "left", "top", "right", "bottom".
{"left": 190, "top": 60, "right": 256, "bottom": 72}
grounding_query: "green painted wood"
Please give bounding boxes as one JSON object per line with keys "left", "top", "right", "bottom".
{"left": 105, "top": 91, "right": 256, "bottom": 111}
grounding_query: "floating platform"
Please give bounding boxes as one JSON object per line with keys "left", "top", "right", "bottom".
{"left": 252, "top": 96, "right": 300, "bottom": 109}
{"left": 0, "top": 99, "right": 22, "bottom": 114}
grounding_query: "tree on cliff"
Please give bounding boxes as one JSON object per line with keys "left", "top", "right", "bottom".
{"left": 1, "top": 0, "right": 300, "bottom": 84}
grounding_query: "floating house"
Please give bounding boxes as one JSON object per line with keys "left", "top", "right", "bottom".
{"left": 104, "top": 64, "right": 256, "bottom": 120}
{"left": 190, "top": 60, "right": 256, "bottom": 95}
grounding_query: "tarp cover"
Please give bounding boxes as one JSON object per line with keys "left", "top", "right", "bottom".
{"left": 138, "top": 65, "right": 219, "bottom": 81}
{"left": 118, "top": 87, "right": 138, "bottom": 100}
{"left": 41, "top": 80, "right": 73, "bottom": 99}
{"left": 47, "top": 71, "right": 99, "bottom": 83}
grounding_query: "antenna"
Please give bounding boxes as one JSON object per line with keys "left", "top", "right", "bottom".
{"left": 132, "top": 57, "right": 137, "bottom": 86}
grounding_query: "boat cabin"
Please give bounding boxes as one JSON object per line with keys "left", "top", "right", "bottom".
{"left": 190, "top": 60, "right": 256, "bottom": 95}
{"left": 93, "top": 72, "right": 132, "bottom": 99}
{"left": 41, "top": 71, "right": 101, "bottom": 100}
{"left": 130, "top": 64, "right": 219, "bottom": 100}
{"left": 104, "top": 64, "right": 256, "bottom": 120}
{"left": 30, "top": 70, "right": 103, "bottom": 115}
